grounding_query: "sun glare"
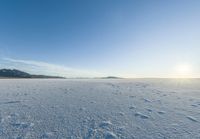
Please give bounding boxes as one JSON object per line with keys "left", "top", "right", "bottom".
{"left": 174, "top": 63, "right": 193, "bottom": 78}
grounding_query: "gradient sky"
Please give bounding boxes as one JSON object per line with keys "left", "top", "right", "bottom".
{"left": 0, "top": 0, "right": 200, "bottom": 77}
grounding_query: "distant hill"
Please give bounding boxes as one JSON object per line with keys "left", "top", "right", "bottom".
{"left": 0, "top": 69, "right": 65, "bottom": 79}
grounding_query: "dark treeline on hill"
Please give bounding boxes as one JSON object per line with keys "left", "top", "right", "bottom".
{"left": 0, "top": 69, "right": 65, "bottom": 79}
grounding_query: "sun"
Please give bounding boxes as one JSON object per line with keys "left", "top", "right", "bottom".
{"left": 174, "top": 63, "right": 193, "bottom": 78}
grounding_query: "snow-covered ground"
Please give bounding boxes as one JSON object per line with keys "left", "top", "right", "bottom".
{"left": 0, "top": 79, "right": 200, "bottom": 139}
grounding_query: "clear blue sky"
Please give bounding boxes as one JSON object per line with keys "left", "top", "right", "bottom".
{"left": 0, "top": 0, "right": 200, "bottom": 77}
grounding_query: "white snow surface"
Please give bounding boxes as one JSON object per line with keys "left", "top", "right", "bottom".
{"left": 0, "top": 79, "right": 200, "bottom": 139}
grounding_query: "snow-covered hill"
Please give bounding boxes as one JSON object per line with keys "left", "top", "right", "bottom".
{"left": 0, "top": 79, "right": 199, "bottom": 139}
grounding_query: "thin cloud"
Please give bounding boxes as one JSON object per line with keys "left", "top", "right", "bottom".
{"left": 1, "top": 58, "right": 104, "bottom": 78}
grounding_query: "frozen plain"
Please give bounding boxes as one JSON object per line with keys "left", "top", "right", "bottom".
{"left": 0, "top": 79, "right": 200, "bottom": 139}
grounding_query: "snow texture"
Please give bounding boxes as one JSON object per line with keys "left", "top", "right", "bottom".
{"left": 0, "top": 79, "right": 200, "bottom": 139}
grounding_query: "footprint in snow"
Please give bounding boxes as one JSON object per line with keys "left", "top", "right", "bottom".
{"left": 6, "top": 113, "right": 19, "bottom": 120}
{"left": 86, "top": 128, "right": 97, "bottom": 138}
{"left": 129, "top": 106, "right": 136, "bottom": 110}
{"left": 129, "top": 95, "right": 135, "bottom": 98}
{"left": 40, "top": 132, "right": 54, "bottom": 139}
{"left": 1, "top": 101, "right": 21, "bottom": 105}
{"left": 134, "top": 112, "right": 149, "bottom": 119}
{"left": 142, "top": 98, "right": 151, "bottom": 103}
{"left": 11, "top": 122, "right": 31, "bottom": 129}
{"left": 118, "top": 112, "right": 125, "bottom": 116}
{"left": 146, "top": 108, "right": 153, "bottom": 112}
{"left": 15, "top": 136, "right": 23, "bottom": 139}
{"left": 106, "top": 83, "right": 115, "bottom": 87}
{"left": 191, "top": 102, "right": 200, "bottom": 107}
{"left": 186, "top": 116, "right": 198, "bottom": 122}
{"left": 104, "top": 131, "right": 118, "bottom": 139}
{"left": 79, "top": 107, "right": 86, "bottom": 111}
{"left": 157, "top": 111, "right": 165, "bottom": 115}
{"left": 191, "top": 104, "right": 198, "bottom": 107}
{"left": 141, "top": 83, "right": 149, "bottom": 88}
{"left": 99, "top": 121, "right": 113, "bottom": 128}
{"left": 90, "top": 101, "right": 96, "bottom": 104}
